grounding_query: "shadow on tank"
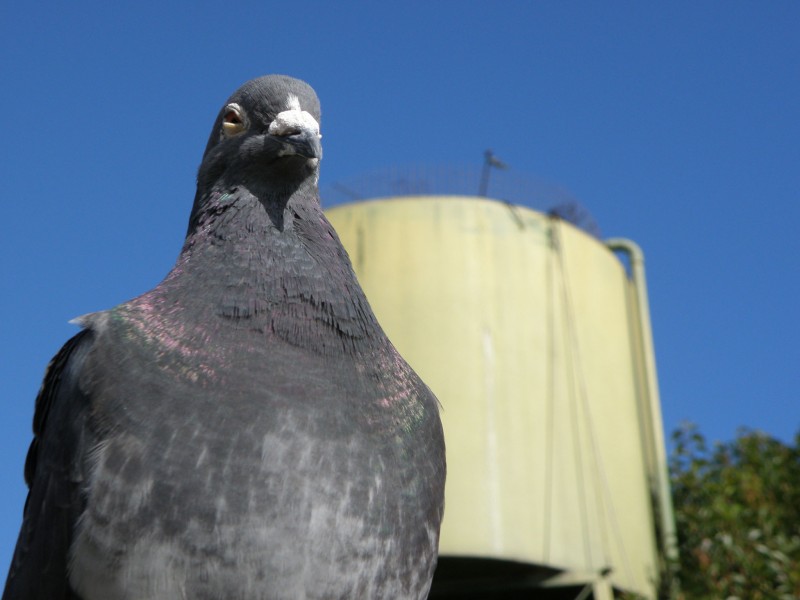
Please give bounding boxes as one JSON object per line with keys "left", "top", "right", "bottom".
{"left": 430, "top": 557, "right": 625, "bottom": 599}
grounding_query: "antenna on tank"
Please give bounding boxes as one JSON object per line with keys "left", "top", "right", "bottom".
{"left": 479, "top": 149, "right": 508, "bottom": 197}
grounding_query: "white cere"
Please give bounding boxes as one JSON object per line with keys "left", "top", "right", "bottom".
{"left": 268, "top": 109, "right": 320, "bottom": 138}
{"left": 267, "top": 94, "right": 321, "bottom": 138}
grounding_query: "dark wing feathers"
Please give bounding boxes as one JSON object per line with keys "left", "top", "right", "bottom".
{"left": 4, "top": 329, "right": 94, "bottom": 600}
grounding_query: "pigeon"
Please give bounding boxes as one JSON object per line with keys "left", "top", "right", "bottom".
{"left": 3, "top": 75, "right": 446, "bottom": 600}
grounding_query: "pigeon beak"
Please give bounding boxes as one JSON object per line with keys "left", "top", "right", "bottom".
{"left": 280, "top": 129, "right": 323, "bottom": 161}
{"left": 269, "top": 109, "right": 322, "bottom": 161}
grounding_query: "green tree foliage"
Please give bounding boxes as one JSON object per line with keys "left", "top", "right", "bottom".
{"left": 669, "top": 423, "right": 800, "bottom": 599}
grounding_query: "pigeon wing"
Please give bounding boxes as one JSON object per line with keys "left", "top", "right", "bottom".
{"left": 3, "top": 329, "right": 95, "bottom": 600}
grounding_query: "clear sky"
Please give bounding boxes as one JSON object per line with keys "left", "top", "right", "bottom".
{"left": 1, "top": 0, "right": 798, "bottom": 574}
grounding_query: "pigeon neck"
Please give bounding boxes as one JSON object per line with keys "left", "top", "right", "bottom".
{"left": 165, "top": 183, "right": 382, "bottom": 355}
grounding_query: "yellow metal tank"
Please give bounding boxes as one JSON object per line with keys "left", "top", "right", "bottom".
{"left": 325, "top": 196, "right": 671, "bottom": 599}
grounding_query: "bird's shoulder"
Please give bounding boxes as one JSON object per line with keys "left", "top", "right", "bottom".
{"left": 4, "top": 328, "right": 95, "bottom": 600}
{"left": 26, "top": 327, "right": 96, "bottom": 486}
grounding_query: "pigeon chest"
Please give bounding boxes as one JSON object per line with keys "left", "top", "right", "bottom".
{"left": 70, "top": 317, "right": 443, "bottom": 599}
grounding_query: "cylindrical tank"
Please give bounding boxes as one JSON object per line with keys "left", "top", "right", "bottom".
{"left": 326, "top": 196, "right": 667, "bottom": 598}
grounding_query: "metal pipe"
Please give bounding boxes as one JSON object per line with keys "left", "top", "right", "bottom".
{"left": 604, "top": 238, "right": 679, "bottom": 569}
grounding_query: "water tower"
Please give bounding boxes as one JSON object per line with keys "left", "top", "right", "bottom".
{"left": 325, "top": 194, "right": 675, "bottom": 599}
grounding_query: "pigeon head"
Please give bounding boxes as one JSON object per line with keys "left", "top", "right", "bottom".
{"left": 188, "top": 75, "right": 323, "bottom": 235}
{"left": 197, "top": 75, "right": 322, "bottom": 192}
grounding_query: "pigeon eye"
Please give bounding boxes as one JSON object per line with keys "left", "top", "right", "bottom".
{"left": 221, "top": 104, "right": 246, "bottom": 137}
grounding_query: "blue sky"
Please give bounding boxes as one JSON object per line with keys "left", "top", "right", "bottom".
{"left": 1, "top": 1, "right": 798, "bottom": 573}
